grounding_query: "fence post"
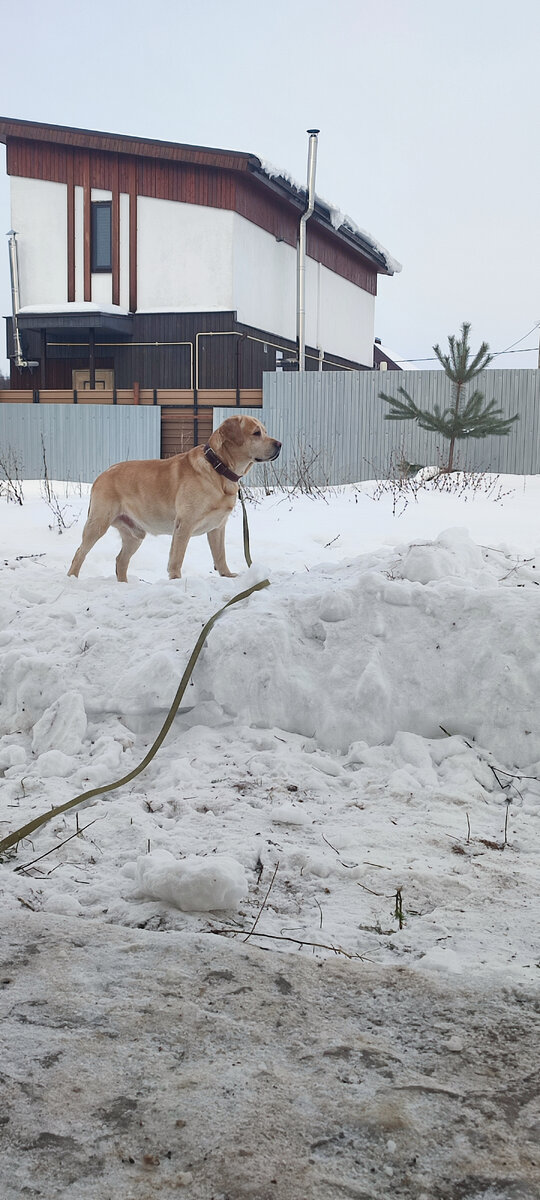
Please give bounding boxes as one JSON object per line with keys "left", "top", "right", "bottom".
{"left": 193, "top": 385, "right": 199, "bottom": 447}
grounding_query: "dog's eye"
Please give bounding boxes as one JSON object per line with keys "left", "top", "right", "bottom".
{"left": 253, "top": 430, "right": 262, "bottom": 436}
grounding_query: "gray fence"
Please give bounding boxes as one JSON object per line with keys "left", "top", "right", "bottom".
{"left": 1, "top": 369, "right": 538, "bottom": 487}
{"left": 216, "top": 369, "right": 540, "bottom": 485}
{"left": 0, "top": 404, "right": 160, "bottom": 483}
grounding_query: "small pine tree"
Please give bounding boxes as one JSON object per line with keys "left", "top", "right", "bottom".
{"left": 379, "top": 323, "right": 519, "bottom": 471}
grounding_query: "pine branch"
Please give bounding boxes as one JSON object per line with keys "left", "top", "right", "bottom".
{"left": 434, "top": 322, "right": 492, "bottom": 382}
{"left": 379, "top": 386, "right": 424, "bottom": 422}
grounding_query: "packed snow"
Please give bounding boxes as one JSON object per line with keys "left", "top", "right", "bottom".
{"left": 1, "top": 470, "right": 539, "bottom": 983}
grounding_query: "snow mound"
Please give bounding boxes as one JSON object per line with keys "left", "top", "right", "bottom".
{"left": 31, "top": 691, "right": 87, "bottom": 756}
{"left": 126, "top": 850, "right": 248, "bottom": 912}
{"left": 399, "top": 527, "right": 486, "bottom": 584}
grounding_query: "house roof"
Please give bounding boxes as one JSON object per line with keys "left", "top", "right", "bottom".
{"left": 0, "top": 116, "right": 258, "bottom": 173}
{"left": 0, "top": 117, "right": 399, "bottom": 276}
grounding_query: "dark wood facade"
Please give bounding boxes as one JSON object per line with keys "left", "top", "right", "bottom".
{"left": 7, "top": 311, "right": 371, "bottom": 393}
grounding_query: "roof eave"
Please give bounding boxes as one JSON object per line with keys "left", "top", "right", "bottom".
{"left": 0, "top": 116, "right": 261, "bottom": 174}
{"left": 248, "top": 164, "right": 393, "bottom": 275}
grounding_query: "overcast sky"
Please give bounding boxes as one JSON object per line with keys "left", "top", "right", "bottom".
{"left": 1, "top": 0, "right": 539, "bottom": 374}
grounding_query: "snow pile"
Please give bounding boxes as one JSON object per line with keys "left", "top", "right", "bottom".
{"left": 125, "top": 850, "right": 248, "bottom": 911}
{"left": 1, "top": 474, "right": 539, "bottom": 979}
{"left": 171, "top": 526, "right": 540, "bottom": 765}
{"left": 31, "top": 690, "right": 87, "bottom": 756}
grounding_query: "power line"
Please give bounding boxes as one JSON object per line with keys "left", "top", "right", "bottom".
{"left": 497, "top": 323, "right": 540, "bottom": 355}
{"left": 401, "top": 331, "right": 540, "bottom": 365}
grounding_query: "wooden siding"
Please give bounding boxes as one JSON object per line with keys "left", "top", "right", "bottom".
{"left": 1, "top": 118, "right": 257, "bottom": 172}
{"left": 8, "top": 311, "right": 367, "bottom": 394}
{"left": 7, "top": 309, "right": 369, "bottom": 395}
{"left": 161, "top": 408, "right": 214, "bottom": 457}
{"left": 235, "top": 174, "right": 299, "bottom": 247}
{"left": 66, "top": 153, "right": 75, "bottom": 301}
{"left": 0, "top": 388, "right": 263, "bottom": 406}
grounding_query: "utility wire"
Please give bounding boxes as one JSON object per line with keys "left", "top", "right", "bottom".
{"left": 401, "top": 323, "right": 540, "bottom": 365}
{"left": 497, "top": 323, "right": 540, "bottom": 355}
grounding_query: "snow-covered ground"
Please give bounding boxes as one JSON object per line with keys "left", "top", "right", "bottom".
{"left": 2, "top": 468, "right": 540, "bottom": 1198}
{"left": 1, "top": 471, "right": 539, "bottom": 980}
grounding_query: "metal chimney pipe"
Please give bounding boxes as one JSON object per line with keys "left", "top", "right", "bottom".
{"left": 7, "top": 230, "right": 38, "bottom": 370}
{"left": 297, "top": 129, "right": 319, "bottom": 372}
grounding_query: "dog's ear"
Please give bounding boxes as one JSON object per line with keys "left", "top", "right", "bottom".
{"left": 218, "top": 417, "right": 245, "bottom": 446}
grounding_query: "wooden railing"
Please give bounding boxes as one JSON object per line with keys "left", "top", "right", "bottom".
{"left": 0, "top": 388, "right": 263, "bottom": 407}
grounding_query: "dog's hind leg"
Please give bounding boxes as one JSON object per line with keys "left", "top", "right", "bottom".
{"left": 112, "top": 518, "right": 146, "bottom": 583}
{"left": 68, "top": 514, "right": 113, "bottom": 578}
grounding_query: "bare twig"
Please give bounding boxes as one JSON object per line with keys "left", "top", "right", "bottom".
{"left": 0, "top": 447, "right": 24, "bottom": 505}
{"left": 504, "top": 800, "right": 511, "bottom": 848}
{"left": 243, "top": 861, "right": 279, "bottom": 942}
{"left": 15, "top": 818, "right": 102, "bottom": 874}
{"left": 40, "top": 436, "right": 77, "bottom": 533}
{"left": 356, "top": 881, "right": 389, "bottom": 897}
{"left": 322, "top": 833, "right": 358, "bottom": 869}
{"left": 395, "top": 888, "right": 404, "bottom": 930}
{"left": 211, "top": 927, "right": 368, "bottom": 960}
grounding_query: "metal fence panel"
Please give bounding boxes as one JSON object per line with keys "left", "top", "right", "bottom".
{"left": 215, "top": 369, "right": 540, "bottom": 485}
{"left": 0, "top": 404, "right": 161, "bottom": 482}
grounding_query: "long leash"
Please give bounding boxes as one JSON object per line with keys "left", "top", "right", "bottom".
{"left": 0, "top": 490, "right": 264, "bottom": 859}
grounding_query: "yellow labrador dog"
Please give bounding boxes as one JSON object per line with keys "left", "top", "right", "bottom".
{"left": 68, "top": 415, "right": 281, "bottom": 582}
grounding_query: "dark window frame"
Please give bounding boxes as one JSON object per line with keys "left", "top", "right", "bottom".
{"left": 91, "top": 201, "right": 112, "bottom": 273}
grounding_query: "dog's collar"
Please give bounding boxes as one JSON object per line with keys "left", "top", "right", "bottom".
{"left": 203, "top": 443, "right": 241, "bottom": 483}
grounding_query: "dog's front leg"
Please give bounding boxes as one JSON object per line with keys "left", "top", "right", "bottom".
{"left": 167, "top": 518, "right": 191, "bottom": 579}
{"left": 207, "top": 523, "right": 236, "bottom": 577}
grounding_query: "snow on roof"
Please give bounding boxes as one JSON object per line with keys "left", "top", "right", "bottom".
{"left": 17, "top": 303, "right": 130, "bottom": 316}
{"left": 259, "top": 159, "right": 402, "bottom": 276}
{"left": 376, "top": 343, "right": 414, "bottom": 370}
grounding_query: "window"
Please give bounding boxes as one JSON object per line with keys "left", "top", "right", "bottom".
{"left": 91, "top": 201, "right": 112, "bottom": 272}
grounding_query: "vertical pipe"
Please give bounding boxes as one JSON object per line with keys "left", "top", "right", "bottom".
{"left": 297, "top": 129, "right": 319, "bottom": 372}
{"left": 7, "top": 230, "right": 24, "bottom": 364}
{"left": 7, "top": 230, "right": 39, "bottom": 370}
{"left": 89, "top": 329, "right": 96, "bottom": 389}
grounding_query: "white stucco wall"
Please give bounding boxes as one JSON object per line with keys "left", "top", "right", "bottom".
{"left": 8, "top": 178, "right": 376, "bottom": 364}
{"left": 91, "top": 273, "right": 113, "bottom": 305}
{"left": 137, "top": 197, "right": 235, "bottom": 311}
{"left": 74, "top": 185, "right": 84, "bottom": 301}
{"left": 305, "top": 256, "right": 375, "bottom": 366}
{"left": 11, "top": 177, "right": 68, "bottom": 306}
{"left": 232, "top": 213, "right": 296, "bottom": 341}
{"left": 231, "top": 212, "right": 375, "bottom": 365}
